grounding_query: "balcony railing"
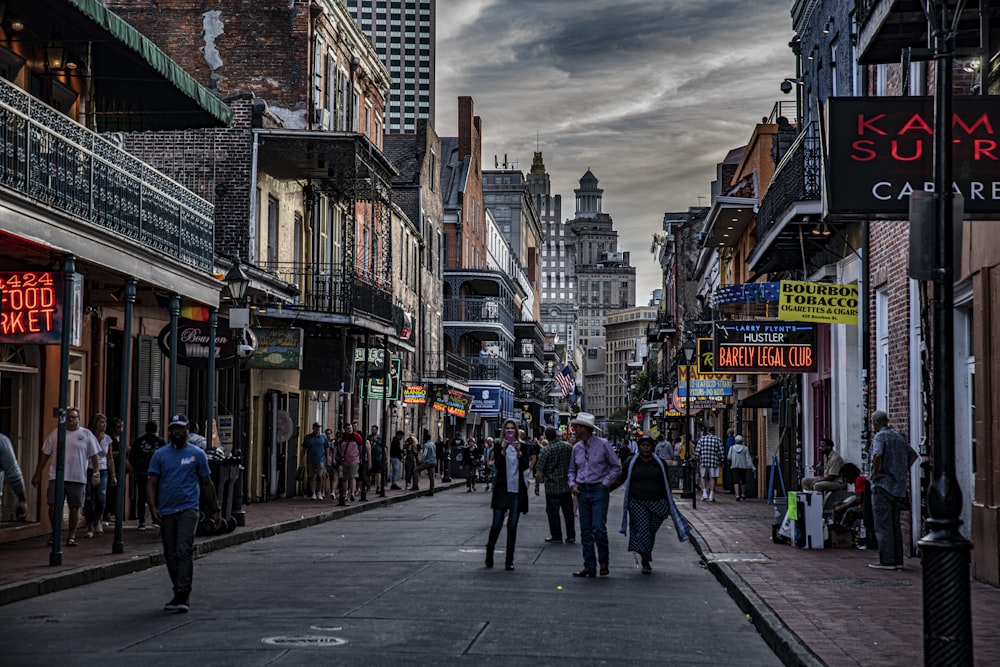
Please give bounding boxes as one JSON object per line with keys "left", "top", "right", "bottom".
{"left": 261, "top": 260, "right": 392, "bottom": 322}
{"left": 755, "top": 122, "right": 821, "bottom": 241}
{"left": 467, "top": 355, "right": 516, "bottom": 386}
{"left": 514, "top": 339, "right": 546, "bottom": 366}
{"left": 443, "top": 297, "right": 513, "bottom": 331}
{"left": 0, "top": 76, "right": 214, "bottom": 272}
{"left": 444, "top": 351, "right": 469, "bottom": 384}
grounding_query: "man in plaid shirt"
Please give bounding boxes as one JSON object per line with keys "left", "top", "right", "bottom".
{"left": 534, "top": 426, "right": 576, "bottom": 544}
{"left": 695, "top": 426, "right": 725, "bottom": 503}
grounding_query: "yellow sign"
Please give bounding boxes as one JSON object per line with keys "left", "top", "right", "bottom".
{"left": 778, "top": 280, "right": 859, "bottom": 325}
{"left": 678, "top": 365, "right": 732, "bottom": 382}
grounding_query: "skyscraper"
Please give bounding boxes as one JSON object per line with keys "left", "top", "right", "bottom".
{"left": 347, "top": 0, "right": 435, "bottom": 134}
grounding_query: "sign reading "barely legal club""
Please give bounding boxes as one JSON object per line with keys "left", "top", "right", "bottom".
{"left": 714, "top": 321, "right": 817, "bottom": 374}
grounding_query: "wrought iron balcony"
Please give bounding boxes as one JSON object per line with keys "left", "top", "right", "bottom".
{"left": 444, "top": 351, "right": 470, "bottom": 384}
{"left": 755, "top": 122, "right": 821, "bottom": 243}
{"left": 513, "top": 339, "right": 546, "bottom": 366}
{"left": 0, "top": 76, "right": 214, "bottom": 272}
{"left": 466, "top": 355, "right": 516, "bottom": 386}
{"left": 443, "top": 297, "right": 514, "bottom": 331}
{"left": 260, "top": 261, "right": 392, "bottom": 323}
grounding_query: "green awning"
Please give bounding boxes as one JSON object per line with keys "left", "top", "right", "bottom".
{"left": 67, "top": 0, "right": 232, "bottom": 128}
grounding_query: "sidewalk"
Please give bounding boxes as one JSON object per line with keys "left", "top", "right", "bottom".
{"left": 683, "top": 492, "right": 1000, "bottom": 667}
{"left": 0, "top": 480, "right": 465, "bottom": 606}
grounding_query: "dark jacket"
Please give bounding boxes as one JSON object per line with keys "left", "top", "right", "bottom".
{"left": 490, "top": 443, "right": 530, "bottom": 514}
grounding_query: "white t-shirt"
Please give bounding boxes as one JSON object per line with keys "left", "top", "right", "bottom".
{"left": 504, "top": 445, "right": 520, "bottom": 494}
{"left": 97, "top": 434, "right": 112, "bottom": 471}
{"left": 42, "top": 427, "right": 101, "bottom": 483}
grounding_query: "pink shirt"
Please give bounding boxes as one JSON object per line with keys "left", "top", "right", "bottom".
{"left": 338, "top": 432, "right": 362, "bottom": 465}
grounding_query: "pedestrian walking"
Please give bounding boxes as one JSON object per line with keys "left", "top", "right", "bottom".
{"left": 301, "top": 423, "right": 328, "bottom": 500}
{"left": 411, "top": 429, "right": 436, "bottom": 494}
{"left": 0, "top": 432, "right": 28, "bottom": 523}
{"left": 104, "top": 417, "right": 124, "bottom": 525}
{"left": 695, "top": 426, "right": 724, "bottom": 502}
{"left": 727, "top": 435, "right": 755, "bottom": 500}
{"left": 611, "top": 435, "right": 692, "bottom": 574}
{"left": 534, "top": 425, "right": 575, "bottom": 544}
{"left": 147, "top": 413, "right": 221, "bottom": 613}
{"left": 403, "top": 435, "right": 417, "bottom": 488}
{"left": 84, "top": 413, "right": 113, "bottom": 538}
{"left": 868, "top": 411, "right": 918, "bottom": 571}
{"left": 485, "top": 418, "right": 530, "bottom": 570}
{"left": 464, "top": 437, "right": 480, "bottom": 491}
{"left": 389, "top": 429, "right": 404, "bottom": 490}
{"left": 568, "top": 412, "right": 621, "bottom": 577}
{"left": 31, "top": 407, "right": 101, "bottom": 547}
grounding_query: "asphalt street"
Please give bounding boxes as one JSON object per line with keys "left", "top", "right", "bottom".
{"left": 0, "top": 486, "right": 781, "bottom": 666}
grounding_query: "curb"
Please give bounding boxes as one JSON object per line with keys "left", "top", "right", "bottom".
{"left": 0, "top": 481, "right": 465, "bottom": 607}
{"left": 687, "top": 526, "right": 827, "bottom": 667}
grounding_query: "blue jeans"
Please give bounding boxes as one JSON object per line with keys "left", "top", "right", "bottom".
{"left": 160, "top": 508, "right": 199, "bottom": 597}
{"left": 578, "top": 484, "right": 610, "bottom": 572}
{"left": 84, "top": 469, "right": 108, "bottom": 527}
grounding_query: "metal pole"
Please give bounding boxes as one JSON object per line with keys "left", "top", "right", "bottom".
{"left": 687, "top": 362, "right": 696, "bottom": 510}
{"left": 49, "top": 255, "right": 76, "bottom": 566}
{"left": 919, "top": 2, "right": 972, "bottom": 664}
{"left": 112, "top": 277, "right": 136, "bottom": 554}
{"left": 168, "top": 294, "right": 180, "bottom": 417}
{"left": 361, "top": 332, "right": 370, "bottom": 502}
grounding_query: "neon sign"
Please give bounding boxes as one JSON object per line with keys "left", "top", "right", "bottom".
{"left": 0, "top": 272, "right": 63, "bottom": 344}
{"left": 714, "top": 321, "right": 817, "bottom": 374}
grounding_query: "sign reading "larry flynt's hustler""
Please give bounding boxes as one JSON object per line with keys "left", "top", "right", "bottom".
{"left": 713, "top": 321, "right": 817, "bottom": 374}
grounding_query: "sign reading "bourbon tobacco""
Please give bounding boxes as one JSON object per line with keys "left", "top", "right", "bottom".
{"left": 714, "top": 321, "right": 817, "bottom": 374}
{"left": 826, "top": 96, "right": 1000, "bottom": 216}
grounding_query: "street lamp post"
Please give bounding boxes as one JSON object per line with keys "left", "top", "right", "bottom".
{"left": 683, "top": 337, "right": 697, "bottom": 510}
{"left": 225, "top": 254, "right": 250, "bottom": 526}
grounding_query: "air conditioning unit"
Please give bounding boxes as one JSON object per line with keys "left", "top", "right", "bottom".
{"left": 313, "top": 107, "right": 332, "bottom": 130}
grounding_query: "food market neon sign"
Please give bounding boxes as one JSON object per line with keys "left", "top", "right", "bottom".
{"left": 0, "top": 272, "right": 63, "bottom": 344}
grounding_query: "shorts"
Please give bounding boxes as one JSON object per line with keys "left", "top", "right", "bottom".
{"left": 326, "top": 463, "right": 339, "bottom": 476}
{"left": 371, "top": 459, "right": 384, "bottom": 472}
{"left": 48, "top": 481, "right": 86, "bottom": 508}
{"left": 341, "top": 463, "right": 359, "bottom": 479}
{"left": 307, "top": 462, "right": 325, "bottom": 478}
{"left": 700, "top": 466, "right": 720, "bottom": 479}
{"left": 731, "top": 468, "right": 747, "bottom": 485}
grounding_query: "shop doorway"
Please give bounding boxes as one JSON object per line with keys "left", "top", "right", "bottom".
{"left": 0, "top": 345, "right": 40, "bottom": 525}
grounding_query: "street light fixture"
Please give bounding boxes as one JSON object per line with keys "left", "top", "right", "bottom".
{"left": 683, "top": 337, "right": 697, "bottom": 510}
{"left": 224, "top": 253, "right": 250, "bottom": 304}
{"left": 224, "top": 253, "right": 250, "bottom": 525}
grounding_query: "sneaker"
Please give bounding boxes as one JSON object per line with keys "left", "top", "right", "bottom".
{"left": 868, "top": 562, "right": 900, "bottom": 571}
{"left": 701, "top": 493, "right": 708, "bottom": 501}
{"left": 318, "top": 493, "right": 324, "bottom": 500}
{"left": 709, "top": 496, "right": 716, "bottom": 502}
{"left": 96, "top": 522, "right": 104, "bottom": 534}
{"left": 138, "top": 522, "right": 146, "bottom": 531}
{"left": 164, "top": 596, "right": 190, "bottom": 613}
{"left": 151, "top": 523, "right": 161, "bottom": 530}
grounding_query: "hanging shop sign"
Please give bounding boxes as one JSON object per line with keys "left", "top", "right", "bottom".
{"left": 470, "top": 385, "right": 502, "bottom": 416}
{"left": 695, "top": 338, "right": 734, "bottom": 379}
{"left": 0, "top": 271, "right": 63, "bottom": 344}
{"left": 826, "top": 96, "right": 1000, "bottom": 216}
{"left": 777, "top": 281, "right": 859, "bottom": 325}
{"left": 157, "top": 318, "right": 246, "bottom": 368}
{"left": 677, "top": 365, "right": 733, "bottom": 397}
{"left": 364, "top": 356, "right": 401, "bottom": 400}
{"left": 248, "top": 328, "right": 303, "bottom": 369}
{"left": 714, "top": 320, "right": 817, "bottom": 373}
{"left": 431, "top": 389, "right": 471, "bottom": 418}
{"left": 402, "top": 384, "right": 427, "bottom": 404}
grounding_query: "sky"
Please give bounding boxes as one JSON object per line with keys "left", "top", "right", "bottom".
{"left": 434, "top": 0, "right": 796, "bottom": 301}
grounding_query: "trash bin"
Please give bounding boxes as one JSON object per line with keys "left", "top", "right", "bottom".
{"left": 201, "top": 453, "right": 240, "bottom": 535}
{"left": 450, "top": 446, "right": 469, "bottom": 479}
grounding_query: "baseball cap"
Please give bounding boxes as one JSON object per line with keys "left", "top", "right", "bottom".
{"left": 168, "top": 413, "right": 189, "bottom": 428}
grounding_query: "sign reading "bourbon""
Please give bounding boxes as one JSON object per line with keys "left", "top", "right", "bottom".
{"left": 714, "top": 321, "right": 817, "bottom": 374}
{"left": 826, "top": 96, "right": 1000, "bottom": 216}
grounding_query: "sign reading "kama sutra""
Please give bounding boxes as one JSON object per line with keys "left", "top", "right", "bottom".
{"left": 714, "top": 321, "right": 817, "bottom": 374}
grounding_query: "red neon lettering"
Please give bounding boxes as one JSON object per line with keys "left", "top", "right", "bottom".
{"left": 890, "top": 140, "right": 923, "bottom": 161}
{"left": 850, "top": 140, "right": 878, "bottom": 162}
{"left": 954, "top": 113, "right": 995, "bottom": 136}
{"left": 857, "top": 114, "right": 887, "bottom": 135}
{"left": 898, "top": 113, "right": 933, "bottom": 135}
{"left": 974, "top": 140, "right": 999, "bottom": 161}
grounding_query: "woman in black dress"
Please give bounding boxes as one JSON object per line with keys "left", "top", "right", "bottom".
{"left": 612, "top": 435, "right": 692, "bottom": 574}
{"left": 485, "top": 418, "right": 529, "bottom": 571}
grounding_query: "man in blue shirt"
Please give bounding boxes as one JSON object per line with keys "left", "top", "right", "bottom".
{"left": 148, "top": 413, "right": 220, "bottom": 613}
{"left": 868, "top": 410, "right": 918, "bottom": 571}
{"left": 301, "top": 422, "right": 329, "bottom": 500}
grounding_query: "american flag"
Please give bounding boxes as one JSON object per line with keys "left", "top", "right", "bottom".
{"left": 555, "top": 366, "right": 575, "bottom": 397}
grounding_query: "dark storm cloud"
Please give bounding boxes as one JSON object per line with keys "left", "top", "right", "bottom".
{"left": 437, "top": 0, "right": 795, "bottom": 298}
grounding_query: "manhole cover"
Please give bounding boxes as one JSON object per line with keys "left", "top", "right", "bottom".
{"left": 813, "top": 577, "right": 911, "bottom": 587}
{"left": 262, "top": 636, "right": 348, "bottom": 647}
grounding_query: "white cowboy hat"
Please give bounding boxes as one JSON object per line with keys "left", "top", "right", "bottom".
{"left": 569, "top": 412, "right": 601, "bottom": 434}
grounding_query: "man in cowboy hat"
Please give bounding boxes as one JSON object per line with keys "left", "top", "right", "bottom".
{"left": 567, "top": 412, "right": 621, "bottom": 577}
